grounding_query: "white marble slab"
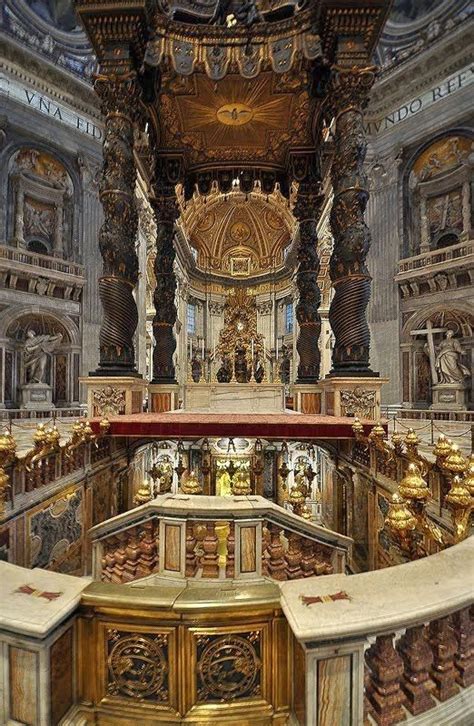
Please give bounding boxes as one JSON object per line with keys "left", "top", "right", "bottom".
{"left": 0, "top": 562, "right": 91, "bottom": 638}
{"left": 185, "top": 383, "right": 285, "bottom": 413}
{"left": 280, "top": 536, "right": 474, "bottom": 644}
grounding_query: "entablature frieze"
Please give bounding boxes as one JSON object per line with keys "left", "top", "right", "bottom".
{"left": 396, "top": 240, "right": 474, "bottom": 300}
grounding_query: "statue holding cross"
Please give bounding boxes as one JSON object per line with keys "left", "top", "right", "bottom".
{"left": 411, "top": 321, "right": 470, "bottom": 385}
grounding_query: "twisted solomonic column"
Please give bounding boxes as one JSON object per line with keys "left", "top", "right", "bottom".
{"left": 150, "top": 190, "right": 179, "bottom": 383}
{"left": 294, "top": 182, "right": 324, "bottom": 383}
{"left": 94, "top": 71, "right": 140, "bottom": 374}
{"left": 328, "top": 65, "right": 377, "bottom": 375}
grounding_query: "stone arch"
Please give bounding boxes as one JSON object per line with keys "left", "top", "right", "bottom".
{"left": 400, "top": 305, "right": 473, "bottom": 408}
{"left": 0, "top": 307, "right": 81, "bottom": 408}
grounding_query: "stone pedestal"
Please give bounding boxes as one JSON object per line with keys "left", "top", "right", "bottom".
{"left": 20, "top": 383, "right": 54, "bottom": 410}
{"left": 80, "top": 376, "right": 147, "bottom": 417}
{"left": 431, "top": 383, "right": 468, "bottom": 411}
{"left": 149, "top": 383, "right": 180, "bottom": 413}
{"left": 292, "top": 384, "right": 323, "bottom": 414}
{"left": 320, "top": 377, "right": 388, "bottom": 420}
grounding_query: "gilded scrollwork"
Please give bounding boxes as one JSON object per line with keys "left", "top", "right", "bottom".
{"left": 340, "top": 387, "right": 376, "bottom": 418}
{"left": 107, "top": 629, "right": 169, "bottom": 701}
{"left": 196, "top": 631, "right": 261, "bottom": 702}
{"left": 93, "top": 386, "right": 125, "bottom": 416}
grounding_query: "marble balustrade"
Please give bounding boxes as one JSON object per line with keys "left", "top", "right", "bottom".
{"left": 281, "top": 536, "right": 474, "bottom": 725}
{"left": 90, "top": 493, "right": 352, "bottom": 584}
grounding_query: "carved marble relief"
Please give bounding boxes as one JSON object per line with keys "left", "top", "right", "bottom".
{"left": 9, "top": 148, "right": 73, "bottom": 257}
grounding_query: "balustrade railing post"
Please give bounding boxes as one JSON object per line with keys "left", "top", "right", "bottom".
{"left": 428, "top": 616, "right": 459, "bottom": 701}
{"left": 364, "top": 633, "right": 406, "bottom": 725}
{"left": 285, "top": 531, "right": 303, "bottom": 580}
{"left": 136, "top": 521, "right": 158, "bottom": 578}
{"left": 111, "top": 532, "right": 128, "bottom": 583}
{"left": 397, "top": 625, "right": 435, "bottom": 715}
{"left": 452, "top": 608, "right": 474, "bottom": 688}
{"left": 201, "top": 521, "right": 219, "bottom": 578}
{"left": 225, "top": 522, "right": 235, "bottom": 578}
{"left": 185, "top": 521, "right": 198, "bottom": 577}
{"left": 267, "top": 523, "right": 287, "bottom": 581}
{"left": 301, "top": 538, "right": 316, "bottom": 577}
{"left": 122, "top": 527, "right": 140, "bottom": 582}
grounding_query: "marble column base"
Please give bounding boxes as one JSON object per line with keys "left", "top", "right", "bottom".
{"left": 431, "top": 383, "right": 468, "bottom": 410}
{"left": 80, "top": 376, "right": 147, "bottom": 417}
{"left": 292, "top": 384, "right": 323, "bottom": 414}
{"left": 20, "top": 383, "right": 54, "bottom": 410}
{"left": 149, "top": 383, "right": 180, "bottom": 413}
{"left": 320, "top": 376, "right": 388, "bottom": 420}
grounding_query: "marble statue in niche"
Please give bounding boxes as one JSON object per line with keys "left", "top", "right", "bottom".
{"left": 24, "top": 330, "right": 63, "bottom": 384}
{"left": 434, "top": 331, "right": 470, "bottom": 384}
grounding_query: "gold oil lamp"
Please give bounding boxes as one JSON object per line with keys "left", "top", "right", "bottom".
{"left": 134, "top": 479, "right": 153, "bottom": 506}
{"left": 232, "top": 468, "right": 251, "bottom": 496}
{"left": 181, "top": 470, "right": 203, "bottom": 495}
{"left": 441, "top": 444, "right": 468, "bottom": 477}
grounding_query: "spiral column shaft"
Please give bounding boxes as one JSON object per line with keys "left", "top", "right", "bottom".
{"left": 328, "top": 65, "right": 377, "bottom": 375}
{"left": 151, "top": 193, "right": 179, "bottom": 384}
{"left": 94, "top": 71, "right": 140, "bottom": 375}
{"left": 294, "top": 183, "right": 324, "bottom": 383}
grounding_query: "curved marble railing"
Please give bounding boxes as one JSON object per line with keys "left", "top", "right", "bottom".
{"left": 89, "top": 493, "right": 352, "bottom": 583}
{"left": 281, "top": 536, "right": 474, "bottom": 725}
{"left": 0, "top": 537, "right": 472, "bottom": 725}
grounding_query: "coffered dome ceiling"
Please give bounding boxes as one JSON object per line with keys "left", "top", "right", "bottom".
{"left": 179, "top": 188, "right": 296, "bottom": 277}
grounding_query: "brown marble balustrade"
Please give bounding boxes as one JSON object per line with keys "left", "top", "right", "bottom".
{"left": 91, "top": 494, "right": 351, "bottom": 584}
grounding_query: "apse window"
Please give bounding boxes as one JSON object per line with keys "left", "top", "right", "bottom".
{"left": 285, "top": 302, "right": 293, "bottom": 334}
{"left": 187, "top": 303, "right": 196, "bottom": 335}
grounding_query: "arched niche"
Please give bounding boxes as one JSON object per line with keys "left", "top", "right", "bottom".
{"left": 8, "top": 147, "right": 75, "bottom": 259}
{"left": 400, "top": 307, "right": 473, "bottom": 408}
{"left": 405, "top": 134, "right": 473, "bottom": 258}
{"left": 1, "top": 311, "right": 80, "bottom": 408}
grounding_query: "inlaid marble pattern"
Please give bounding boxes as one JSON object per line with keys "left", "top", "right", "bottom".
{"left": 50, "top": 628, "right": 74, "bottom": 724}
{"left": 317, "top": 655, "right": 352, "bottom": 726}
{"left": 27, "top": 486, "right": 83, "bottom": 574}
{"left": 240, "top": 525, "right": 257, "bottom": 574}
{"left": 9, "top": 646, "right": 38, "bottom": 725}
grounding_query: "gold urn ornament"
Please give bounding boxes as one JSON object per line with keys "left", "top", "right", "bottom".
{"left": 398, "top": 463, "right": 429, "bottom": 501}
{"left": 134, "top": 480, "right": 153, "bottom": 506}
{"left": 181, "top": 470, "right": 203, "bottom": 495}
{"left": 433, "top": 434, "right": 452, "bottom": 461}
{"left": 464, "top": 456, "right": 474, "bottom": 497}
{"left": 232, "top": 469, "right": 251, "bottom": 496}
{"left": 404, "top": 428, "right": 420, "bottom": 449}
{"left": 385, "top": 493, "right": 417, "bottom": 534}
{"left": 445, "top": 475, "right": 472, "bottom": 509}
{"left": 442, "top": 444, "right": 468, "bottom": 475}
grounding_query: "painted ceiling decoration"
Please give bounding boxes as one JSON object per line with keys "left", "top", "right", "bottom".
{"left": 178, "top": 186, "right": 296, "bottom": 277}
{"left": 158, "top": 70, "right": 312, "bottom": 167}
